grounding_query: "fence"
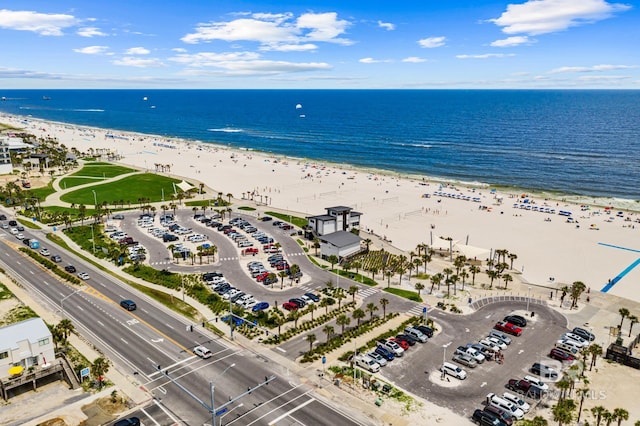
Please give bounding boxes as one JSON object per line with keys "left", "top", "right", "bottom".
{"left": 470, "top": 295, "right": 547, "bottom": 311}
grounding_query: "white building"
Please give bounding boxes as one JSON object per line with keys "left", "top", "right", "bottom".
{"left": 0, "top": 318, "right": 55, "bottom": 377}
{"left": 0, "top": 140, "right": 13, "bottom": 175}
{"left": 319, "top": 231, "right": 363, "bottom": 260}
{"left": 307, "top": 206, "right": 361, "bottom": 237}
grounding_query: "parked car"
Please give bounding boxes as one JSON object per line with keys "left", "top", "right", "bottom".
{"left": 523, "top": 375, "right": 550, "bottom": 391}
{"left": 252, "top": 302, "right": 270, "bottom": 312}
{"left": 452, "top": 353, "right": 478, "bottom": 368}
{"left": 504, "top": 315, "right": 527, "bottom": 327}
{"left": 354, "top": 355, "right": 381, "bottom": 373}
{"left": 502, "top": 392, "right": 530, "bottom": 413}
{"left": 494, "top": 321, "right": 522, "bottom": 336}
{"left": 304, "top": 292, "right": 320, "bottom": 303}
{"left": 483, "top": 405, "right": 514, "bottom": 426}
{"left": 456, "top": 346, "right": 486, "bottom": 363}
{"left": 393, "top": 335, "right": 414, "bottom": 348}
{"left": 478, "top": 338, "right": 501, "bottom": 353}
{"left": 562, "top": 332, "right": 589, "bottom": 348}
{"left": 377, "top": 339, "right": 404, "bottom": 357}
{"left": 488, "top": 330, "right": 512, "bottom": 345}
{"left": 114, "top": 417, "right": 140, "bottom": 426}
{"left": 441, "top": 362, "right": 467, "bottom": 380}
{"left": 120, "top": 299, "right": 137, "bottom": 311}
{"left": 414, "top": 324, "right": 434, "bottom": 338}
{"left": 282, "top": 302, "right": 298, "bottom": 311}
{"left": 404, "top": 327, "right": 428, "bottom": 343}
{"left": 530, "top": 362, "right": 559, "bottom": 379}
{"left": 366, "top": 351, "right": 388, "bottom": 367}
{"left": 506, "top": 379, "right": 544, "bottom": 399}
{"left": 486, "top": 336, "right": 508, "bottom": 350}
{"left": 374, "top": 345, "right": 395, "bottom": 361}
{"left": 472, "top": 409, "right": 506, "bottom": 426}
{"left": 572, "top": 327, "right": 596, "bottom": 342}
{"left": 486, "top": 392, "right": 525, "bottom": 420}
{"left": 194, "top": 345, "right": 212, "bottom": 359}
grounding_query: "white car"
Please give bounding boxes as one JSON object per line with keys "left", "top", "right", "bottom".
{"left": 502, "top": 392, "right": 530, "bottom": 413}
{"left": 16, "top": 233, "right": 24, "bottom": 240}
{"left": 524, "top": 375, "right": 550, "bottom": 390}
{"left": 366, "top": 351, "right": 388, "bottom": 367}
{"left": 478, "top": 339, "right": 501, "bottom": 353}
{"left": 487, "top": 336, "right": 508, "bottom": 350}
{"left": 77, "top": 272, "right": 90, "bottom": 280}
{"left": 562, "top": 332, "right": 589, "bottom": 348}
{"left": 441, "top": 362, "right": 467, "bottom": 380}
{"left": 194, "top": 345, "right": 212, "bottom": 359}
{"left": 9, "top": 227, "right": 18, "bottom": 235}
{"left": 222, "top": 289, "right": 239, "bottom": 300}
{"left": 39, "top": 248, "right": 51, "bottom": 256}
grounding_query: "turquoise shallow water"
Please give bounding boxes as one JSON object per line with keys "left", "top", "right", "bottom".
{"left": 1, "top": 89, "right": 638, "bottom": 199}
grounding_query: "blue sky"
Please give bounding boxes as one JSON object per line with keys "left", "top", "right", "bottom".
{"left": 1, "top": 0, "right": 638, "bottom": 89}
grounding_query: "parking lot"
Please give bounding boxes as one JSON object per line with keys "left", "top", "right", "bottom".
{"left": 376, "top": 301, "right": 568, "bottom": 420}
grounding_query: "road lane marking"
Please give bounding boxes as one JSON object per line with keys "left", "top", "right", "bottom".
{"left": 140, "top": 407, "right": 161, "bottom": 426}
{"left": 276, "top": 347, "right": 286, "bottom": 353}
{"left": 121, "top": 338, "right": 129, "bottom": 344}
{"left": 165, "top": 323, "right": 174, "bottom": 330}
{"left": 152, "top": 399, "right": 181, "bottom": 424}
{"left": 147, "top": 356, "right": 198, "bottom": 378}
{"left": 97, "top": 321, "right": 105, "bottom": 327}
{"left": 29, "top": 270, "right": 34, "bottom": 275}
{"left": 241, "top": 388, "right": 311, "bottom": 426}
{"left": 268, "top": 398, "right": 315, "bottom": 425}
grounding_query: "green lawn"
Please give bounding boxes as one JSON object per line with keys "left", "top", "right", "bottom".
{"left": 24, "top": 182, "right": 56, "bottom": 200}
{"left": 59, "top": 173, "right": 185, "bottom": 205}
{"left": 59, "top": 177, "right": 102, "bottom": 189}
{"left": 383, "top": 287, "right": 423, "bottom": 302}
{"left": 70, "top": 163, "right": 135, "bottom": 178}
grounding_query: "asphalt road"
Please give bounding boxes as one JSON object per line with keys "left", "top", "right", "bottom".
{"left": 0, "top": 214, "right": 374, "bottom": 426}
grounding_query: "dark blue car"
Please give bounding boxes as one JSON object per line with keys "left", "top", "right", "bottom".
{"left": 374, "top": 345, "right": 395, "bottom": 361}
{"left": 252, "top": 302, "right": 270, "bottom": 312}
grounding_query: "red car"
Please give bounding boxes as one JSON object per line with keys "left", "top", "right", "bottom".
{"left": 256, "top": 272, "right": 270, "bottom": 282}
{"left": 390, "top": 337, "right": 410, "bottom": 351}
{"left": 282, "top": 302, "right": 298, "bottom": 311}
{"left": 276, "top": 263, "right": 289, "bottom": 271}
{"left": 549, "top": 348, "right": 575, "bottom": 362}
{"left": 494, "top": 321, "right": 522, "bottom": 336}
{"left": 243, "top": 247, "right": 259, "bottom": 255}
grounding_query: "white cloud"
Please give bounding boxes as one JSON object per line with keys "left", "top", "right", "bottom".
{"left": 490, "top": 0, "right": 631, "bottom": 36}
{"left": 378, "top": 20, "right": 395, "bottom": 31}
{"left": 125, "top": 47, "right": 151, "bottom": 55}
{"left": 169, "top": 51, "right": 330, "bottom": 76}
{"left": 402, "top": 57, "right": 426, "bottom": 63}
{"left": 359, "top": 57, "right": 392, "bottom": 64}
{"left": 113, "top": 57, "right": 165, "bottom": 68}
{"left": 181, "top": 11, "right": 351, "bottom": 49}
{"left": 418, "top": 36, "right": 446, "bottom": 48}
{"left": 0, "top": 9, "right": 77, "bottom": 36}
{"left": 578, "top": 75, "right": 630, "bottom": 81}
{"left": 172, "top": 47, "right": 188, "bottom": 53}
{"left": 260, "top": 43, "right": 318, "bottom": 52}
{"left": 73, "top": 45, "right": 110, "bottom": 55}
{"left": 456, "top": 53, "right": 515, "bottom": 59}
{"left": 490, "top": 36, "right": 533, "bottom": 47}
{"left": 549, "top": 64, "right": 637, "bottom": 73}
{"left": 77, "top": 27, "right": 107, "bottom": 37}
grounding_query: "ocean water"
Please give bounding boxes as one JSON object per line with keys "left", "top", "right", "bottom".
{"left": 1, "top": 89, "right": 638, "bottom": 200}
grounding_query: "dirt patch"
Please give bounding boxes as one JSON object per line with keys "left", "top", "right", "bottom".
{"left": 79, "top": 395, "right": 132, "bottom": 426}
{"left": 37, "top": 419, "right": 68, "bottom": 426}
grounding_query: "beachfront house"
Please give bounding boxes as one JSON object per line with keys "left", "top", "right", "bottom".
{"left": 0, "top": 140, "right": 13, "bottom": 174}
{"left": 318, "top": 231, "right": 362, "bottom": 261}
{"left": 307, "top": 206, "right": 361, "bottom": 237}
{"left": 0, "top": 317, "right": 55, "bottom": 377}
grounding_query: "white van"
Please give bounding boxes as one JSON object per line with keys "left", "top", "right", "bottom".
{"left": 555, "top": 340, "right": 580, "bottom": 355}
{"left": 502, "top": 392, "right": 530, "bottom": 413}
{"left": 441, "top": 362, "right": 467, "bottom": 380}
{"left": 524, "top": 375, "right": 550, "bottom": 390}
{"left": 355, "top": 355, "right": 381, "bottom": 373}
{"left": 486, "top": 393, "right": 525, "bottom": 420}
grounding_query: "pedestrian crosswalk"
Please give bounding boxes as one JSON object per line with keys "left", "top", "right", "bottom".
{"left": 407, "top": 304, "right": 430, "bottom": 317}
{"left": 298, "top": 284, "right": 316, "bottom": 293}
{"left": 357, "top": 287, "right": 379, "bottom": 298}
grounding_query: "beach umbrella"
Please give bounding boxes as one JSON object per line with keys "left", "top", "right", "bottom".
{"left": 8, "top": 365, "right": 24, "bottom": 376}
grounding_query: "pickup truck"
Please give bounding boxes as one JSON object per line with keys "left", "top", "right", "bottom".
{"left": 354, "top": 355, "right": 381, "bottom": 373}
{"left": 494, "top": 321, "right": 522, "bottom": 336}
{"left": 377, "top": 339, "right": 404, "bottom": 357}
{"left": 455, "top": 345, "right": 486, "bottom": 363}
{"left": 506, "top": 379, "right": 544, "bottom": 399}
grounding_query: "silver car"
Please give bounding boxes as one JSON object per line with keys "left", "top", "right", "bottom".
{"left": 366, "top": 351, "right": 388, "bottom": 367}
{"left": 452, "top": 353, "right": 478, "bottom": 368}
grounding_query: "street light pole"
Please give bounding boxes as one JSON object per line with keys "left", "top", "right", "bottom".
{"left": 90, "top": 223, "right": 96, "bottom": 253}
{"left": 60, "top": 287, "right": 83, "bottom": 317}
{"left": 526, "top": 286, "right": 532, "bottom": 312}
{"left": 441, "top": 342, "right": 451, "bottom": 380}
{"left": 211, "top": 363, "right": 236, "bottom": 426}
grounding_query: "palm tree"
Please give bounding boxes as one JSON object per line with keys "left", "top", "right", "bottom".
{"left": 519, "top": 417, "right": 548, "bottom": 426}
{"left": 556, "top": 376, "right": 572, "bottom": 401}
{"left": 336, "top": 290, "right": 346, "bottom": 309}
{"left": 589, "top": 344, "right": 603, "bottom": 371}
{"left": 320, "top": 298, "right": 332, "bottom": 314}
{"left": 336, "top": 314, "right": 350, "bottom": 334}
{"left": 366, "top": 302, "right": 378, "bottom": 321}
{"left": 453, "top": 255, "right": 466, "bottom": 275}
{"left": 327, "top": 254, "right": 339, "bottom": 271}
{"left": 613, "top": 408, "right": 629, "bottom": 426}
{"left": 348, "top": 285, "right": 358, "bottom": 302}
{"left": 576, "top": 380, "right": 590, "bottom": 424}
{"left": 92, "top": 357, "right": 110, "bottom": 389}
{"left": 272, "top": 315, "right": 285, "bottom": 340}
{"left": 443, "top": 267, "right": 453, "bottom": 283}
{"left": 385, "top": 270, "right": 394, "bottom": 288}
{"left": 459, "top": 269, "right": 469, "bottom": 291}
{"left": 591, "top": 406, "right": 608, "bottom": 426}
{"left": 430, "top": 273, "right": 442, "bottom": 292}
{"left": 628, "top": 314, "right": 639, "bottom": 337}
{"left": 288, "top": 310, "right": 302, "bottom": 329}
{"left": 363, "top": 238, "right": 372, "bottom": 252}
{"left": 469, "top": 265, "right": 480, "bottom": 285}
{"left": 502, "top": 273, "right": 513, "bottom": 290}
{"left": 352, "top": 308, "right": 365, "bottom": 327}
{"left": 352, "top": 261, "right": 362, "bottom": 281}
{"left": 619, "top": 307, "right": 630, "bottom": 328}
{"left": 379, "top": 298, "right": 389, "bottom": 319}
{"left": 487, "top": 270, "right": 499, "bottom": 289}
{"left": 305, "top": 334, "right": 316, "bottom": 352}
{"left": 47, "top": 323, "right": 65, "bottom": 350}
{"left": 370, "top": 266, "right": 379, "bottom": 281}
{"left": 323, "top": 325, "right": 334, "bottom": 342}
{"left": 552, "top": 398, "right": 575, "bottom": 426}
{"left": 570, "top": 281, "right": 587, "bottom": 308}
{"left": 57, "top": 318, "right": 74, "bottom": 340}
{"left": 307, "top": 303, "right": 317, "bottom": 321}
{"left": 415, "top": 282, "right": 425, "bottom": 296}
{"left": 508, "top": 253, "right": 518, "bottom": 269}
{"left": 278, "top": 271, "right": 288, "bottom": 289}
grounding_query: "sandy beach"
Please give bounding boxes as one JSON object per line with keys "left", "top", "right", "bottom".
{"left": 3, "top": 113, "right": 640, "bottom": 303}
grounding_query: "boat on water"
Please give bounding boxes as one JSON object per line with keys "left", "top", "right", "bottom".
{"left": 42, "top": 96, "right": 51, "bottom": 100}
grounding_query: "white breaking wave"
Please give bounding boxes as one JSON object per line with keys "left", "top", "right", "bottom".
{"left": 208, "top": 128, "right": 243, "bottom": 133}
{"left": 72, "top": 109, "right": 104, "bottom": 112}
